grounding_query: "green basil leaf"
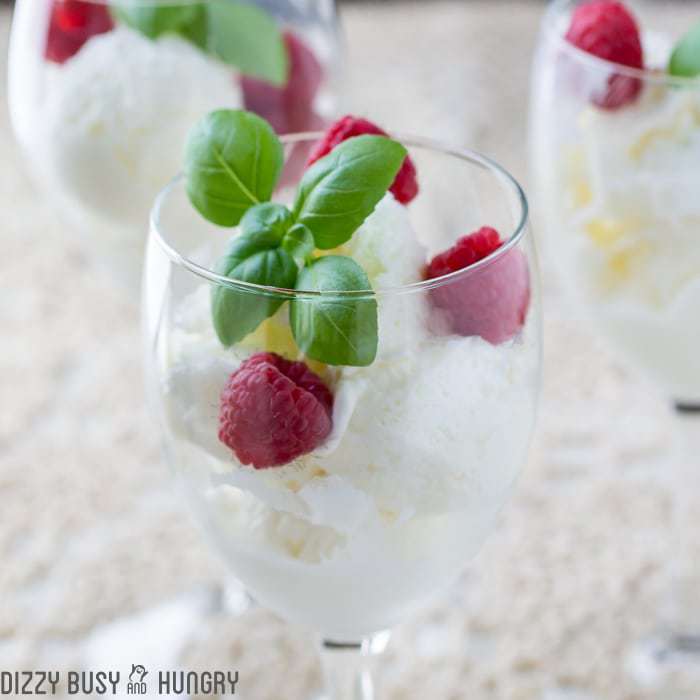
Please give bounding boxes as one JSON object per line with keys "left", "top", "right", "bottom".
{"left": 282, "top": 224, "right": 315, "bottom": 266}
{"left": 206, "top": 1, "right": 288, "bottom": 85}
{"left": 669, "top": 20, "right": 700, "bottom": 78}
{"left": 111, "top": 1, "right": 286, "bottom": 83}
{"left": 185, "top": 110, "right": 284, "bottom": 227}
{"left": 177, "top": 7, "right": 209, "bottom": 49}
{"left": 292, "top": 135, "right": 407, "bottom": 250}
{"left": 290, "top": 256, "right": 377, "bottom": 366}
{"left": 212, "top": 233, "right": 297, "bottom": 346}
{"left": 240, "top": 202, "right": 294, "bottom": 242}
{"left": 111, "top": 2, "right": 205, "bottom": 40}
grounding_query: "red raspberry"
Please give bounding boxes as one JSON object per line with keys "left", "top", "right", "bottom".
{"left": 565, "top": 1, "right": 644, "bottom": 110}
{"left": 45, "top": 0, "right": 114, "bottom": 65}
{"left": 306, "top": 116, "right": 419, "bottom": 205}
{"left": 241, "top": 31, "right": 323, "bottom": 134}
{"left": 219, "top": 353, "right": 333, "bottom": 469}
{"left": 425, "top": 227, "right": 530, "bottom": 345}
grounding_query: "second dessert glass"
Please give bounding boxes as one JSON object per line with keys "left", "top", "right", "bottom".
{"left": 530, "top": 0, "right": 700, "bottom": 688}
{"left": 8, "top": 0, "right": 341, "bottom": 291}
{"left": 143, "top": 132, "right": 542, "bottom": 698}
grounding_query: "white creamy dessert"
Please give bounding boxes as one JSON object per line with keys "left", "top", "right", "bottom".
{"left": 534, "top": 32, "right": 700, "bottom": 402}
{"left": 162, "top": 194, "right": 539, "bottom": 639}
{"left": 10, "top": 19, "right": 241, "bottom": 288}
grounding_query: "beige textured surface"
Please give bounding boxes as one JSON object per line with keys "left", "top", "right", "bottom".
{"left": 1, "top": 2, "right": 698, "bottom": 698}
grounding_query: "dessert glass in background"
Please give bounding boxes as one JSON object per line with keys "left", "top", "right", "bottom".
{"left": 8, "top": 0, "right": 341, "bottom": 291}
{"left": 530, "top": 0, "right": 700, "bottom": 687}
{"left": 143, "top": 125, "right": 541, "bottom": 698}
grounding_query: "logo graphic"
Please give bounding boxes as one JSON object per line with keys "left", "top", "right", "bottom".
{"left": 0, "top": 666, "right": 239, "bottom": 696}
{"left": 127, "top": 665, "right": 148, "bottom": 695}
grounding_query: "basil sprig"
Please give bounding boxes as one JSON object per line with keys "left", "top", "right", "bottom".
{"left": 110, "top": 1, "right": 288, "bottom": 85}
{"left": 290, "top": 257, "right": 378, "bottom": 367}
{"left": 205, "top": 1, "right": 288, "bottom": 85}
{"left": 111, "top": 3, "right": 205, "bottom": 41}
{"left": 293, "top": 135, "right": 408, "bottom": 249}
{"left": 669, "top": 20, "right": 700, "bottom": 78}
{"left": 212, "top": 231, "right": 297, "bottom": 346}
{"left": 240, "top": 202, "right": 294, "bottom": 240}
{"left": 281, "top": 224, "right": 315, "bottom": 266}
{"left": 185, "top": 110, "right": 283, "bottom": 226}
{"left": 184, "top": 109, "right": 408, "bottom": 366}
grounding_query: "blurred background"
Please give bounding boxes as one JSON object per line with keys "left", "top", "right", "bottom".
{"left": 1, "top": 1, "right": 697, "bottom": 699}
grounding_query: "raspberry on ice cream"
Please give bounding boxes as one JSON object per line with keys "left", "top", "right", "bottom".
{"left": 306, "top": 116, "right": 419, "bottom": 205}
{"left": 565, "top": 0, "right": 644, "bottom": 110}
{"left": 241, "top": 31, "right": 323, "bottom": 135}
{"left": 426, "top": 227, "right": 530, "bottom": 345}
{"left": 219, "top": 352, "right": 333, "bottom": 469}
{"left": 45, "top": 0, "right": 114, "bottom": 64}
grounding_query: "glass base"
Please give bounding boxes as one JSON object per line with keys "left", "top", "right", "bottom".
{"left": 312, "top": 633, "right": 390, "bottom": 700}
{"left": 627, "top": 633, "right": 700, "bottom": 695}
{"left": 674, "top": 402, "right": 700, "bottom": 415}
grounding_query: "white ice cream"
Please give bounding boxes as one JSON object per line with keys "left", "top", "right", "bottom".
{"left": 11, "top": 23, "right": 241, "bottom": 289}
{"left": 162, "top": 194, "right": 539, "bottom": 638}
{"left": 534, "top": 34, "right": 700, "bottom": 402}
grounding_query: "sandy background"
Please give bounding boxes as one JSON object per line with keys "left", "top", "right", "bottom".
{"left": 2, "top": 1, "right": 699, "bottom": 698}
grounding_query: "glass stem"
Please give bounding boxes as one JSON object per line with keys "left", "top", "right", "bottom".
{"left": 664, "top": 402, "right": 700, "bottom": 636}
{"left": 318, "top": 632, "right": 390, "bottom": 700}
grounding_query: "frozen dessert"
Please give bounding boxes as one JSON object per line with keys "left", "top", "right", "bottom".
{"left": 9, "top": 0, "right": 333, "bottom": 288}
{"left": 531, "top": 1, "right": 700, "bottom": 401}
{"left": 25, "top": 27, "right": 239, "bottom": 228}
{"left": 155, "top": 112, "right": 539, "bottom": 638}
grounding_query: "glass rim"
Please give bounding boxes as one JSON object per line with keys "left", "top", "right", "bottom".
{"left": 149, "top": 132, "right": 530, "bottom": 301}
{"left": 543, "top": 0, "right": 700, "bottom": 89}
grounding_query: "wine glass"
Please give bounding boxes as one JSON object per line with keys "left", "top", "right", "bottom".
{"left": 143, "top": 131, "right": 542, "bottom": 698}
{"left": 530, "top": 0, "right": 700, "bottom": 688}
{"left": 8, "top": 0, "right": 341, "bottom": 291}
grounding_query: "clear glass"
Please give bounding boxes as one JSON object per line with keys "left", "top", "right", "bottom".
{"left": 530, "top": 0, "right": 700, "bottom": 689}
{"left": 143, "top": 134, "right": 542, "bottom": 698}
{"left": 8, "top": 0, "right": 341, "bottom": 291}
